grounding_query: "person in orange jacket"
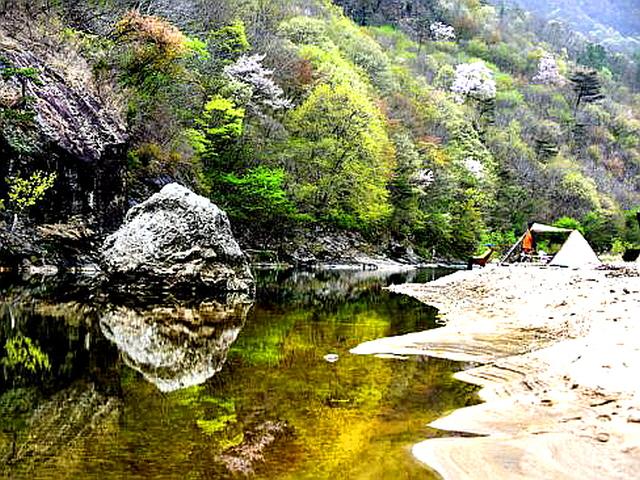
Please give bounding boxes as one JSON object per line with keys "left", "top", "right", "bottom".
{"left": 522, "top": 228, "right": 535, "bottom": 254}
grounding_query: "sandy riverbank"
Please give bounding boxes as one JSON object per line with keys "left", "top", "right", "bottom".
{"left": 352, "top": 263, "right": 640, "bottom": 479}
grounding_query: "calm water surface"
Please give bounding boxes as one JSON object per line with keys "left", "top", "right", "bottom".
{"left": 0, "top": 268, "right": 478, "bottom": 479}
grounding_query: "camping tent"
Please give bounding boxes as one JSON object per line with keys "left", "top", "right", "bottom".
{"left": 501, "top": 223, "right": 601, "bottom": 268}
{"left": 549, "top": 230, "right": 601, "bottom": 268}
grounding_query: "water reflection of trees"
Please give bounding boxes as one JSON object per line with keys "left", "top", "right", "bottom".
{"left": 0, "top": 296, "right": 120, "bottom": 474}
{"left": 0, "top": 286, "right": 253, "bottom": 475}
{"left": 0, "top": 268, "right": 469, "bottom": 479}
{"left": 255, "top": 268, "right": 449, "bottom": 309}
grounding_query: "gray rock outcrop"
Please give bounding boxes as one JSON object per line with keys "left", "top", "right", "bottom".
{"left": 101, "top": 183, "right": 254, "bottom": 294}
{"left": 0, "top": 30, "right": 127, "bottom": 231}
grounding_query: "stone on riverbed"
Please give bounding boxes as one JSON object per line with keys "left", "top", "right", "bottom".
{"left": 101, "top": 183, "right": 254, "bottom": 294}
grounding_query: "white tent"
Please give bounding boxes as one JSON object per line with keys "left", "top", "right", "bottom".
{"left": 549, "top": 230, "right": 601, "bottom": 268}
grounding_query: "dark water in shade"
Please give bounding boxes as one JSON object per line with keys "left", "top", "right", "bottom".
{"left": 0, "top": 267, "right": 478, "bottom": 480}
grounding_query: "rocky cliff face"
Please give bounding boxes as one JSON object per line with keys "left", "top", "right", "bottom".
{"left": 0, "top": 29, "right": 127, "bottom": 232}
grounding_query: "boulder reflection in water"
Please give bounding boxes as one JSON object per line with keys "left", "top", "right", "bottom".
{"left": 100, "top": 295, "right": 252, "bottom": 392}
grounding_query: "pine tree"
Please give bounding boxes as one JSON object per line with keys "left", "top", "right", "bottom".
{"left": 569, "top": 70, "right": 605, "bottom": 111}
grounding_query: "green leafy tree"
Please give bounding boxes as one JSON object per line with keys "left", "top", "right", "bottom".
{"left": 207, "top": 21, "right": 250, "bottom": 62}
{"left": 578, "top": 43, "right": 608, "bottom": 71}
{"left": 388, "top": 132, "right": 423, "bottom": 242}
{"left": 6, "top": 170, "right": 57, "bottom": 231}
{"left": 0, "top": 57, "right": 41, "bottom": 108}
{"left": 0, "top": 57, "right": 41, "bottom": 159}
{"left": 219, "top": 166, "right": 299, "bottom": 229}
{"left": 581, "top": 210, "right": 624, "bottom": 252}
{"left": 188, "top": 95, "right": 245, "bottom": 173}
{"left": 621, "top": 208, "right": 640, "bottom": 246}
{"left": 284, "top": 83, "right": 394, "bottom": 230}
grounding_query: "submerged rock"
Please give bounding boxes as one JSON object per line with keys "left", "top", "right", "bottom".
{"left": 218, "top": 420, "right": 291, "bottom": 475}
{"left": 99, "top": 297, "right": 251, "bottom": 392}
{"left": 101, "top": 183, "right": 254, "bottom": 294}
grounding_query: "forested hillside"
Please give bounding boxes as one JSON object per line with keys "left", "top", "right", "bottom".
{"left": 1, "top": 0, "right": 639, "bottom": 260}
{"left": 501, "top": 0, "right": 640, "bottom": 52}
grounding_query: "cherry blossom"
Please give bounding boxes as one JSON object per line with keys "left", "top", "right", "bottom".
{"left": 224, "top": 54, "right": 293, "bottom": 112}
{"left": 532, "top": 53, "right": 565, "bottom": 85}
{"left": 430, "top": 22, "right": 456, "bottom": 41}
{"left": 450, "top": 61, "right": 496, "bottom": 102}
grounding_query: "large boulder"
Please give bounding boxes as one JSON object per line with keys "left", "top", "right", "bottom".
{"left": 101, "top": 183, "right": 254, "bottom": 293}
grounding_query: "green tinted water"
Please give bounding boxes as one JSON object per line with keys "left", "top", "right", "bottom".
{"left": 0, "top": 268, "right": 477, "bottom": 479}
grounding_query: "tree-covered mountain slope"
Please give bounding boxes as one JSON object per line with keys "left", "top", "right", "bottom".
{"left": 1, "top": 0, "right": 639, "bottom": 262}
{"left": 501, "top": 0, "right": 640, "bottom": 52}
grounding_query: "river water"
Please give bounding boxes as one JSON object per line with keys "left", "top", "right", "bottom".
{"left": 0, "top": 267, "right": 477, "bottom": 479}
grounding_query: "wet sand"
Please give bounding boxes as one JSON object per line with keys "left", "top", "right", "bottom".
{"left": 352, "top": 264, "right": 640, "bottom": 479}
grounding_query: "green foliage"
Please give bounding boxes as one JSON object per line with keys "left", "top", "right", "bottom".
{"left": 2, "top": 336, "right": 51, "bottom": 378}
{"left": 184, "top": 37, "right": 210, "bottom": 61}
{"left": 621, "top": 208, "right": 640, "bottom": 246}
{"left": 0, "top": 115, "right": 39, "bottom": 156}
{"left": 495, "top": 89, "right": 523, "bottom": 108}
{"left": 115, "top": 10, "right": 194, "bottom": 92}
{"left": 188, "top": 95, "right": 245, "bottom": 169}
{"left": 578, "top": 43, "right": 608, "bottom": 71}
{"left": 610, "top": 237, "right": 632, "bottom": 255}
{"left": 490, "top": 42, "right": 528, "bottom": 72}
{"left": 218, "top": 166, "right": 299, "bottom": 226}
{"left": 582, "top": 209, "right": 624, "bottom": 252}
{"left": 558, "top": 170, "right": 601, "bottom": 213}
{"left": 465, "top": 38, "right": 489, "bottom": 59}
{"left": 11, "top": 0, "right": 636, "bottom": 262}
{"left": 6, "top": 170, "right": 57, "bottom": 215}
{"left": 279, "top": 16, "right": 331, "bottom": 47}
{"left": 388, "top": 131, "right": 422, "bottom": 241}
{"left": 328, "top": 16, "right": 393, "bottom": 90}
{"left": 553, "top": 216, "right": 583, "bottom": 232}
{"left": 0, "top": 57, "right": 41, "bottom": 157}
{"left": 207, "top": 21, "right": 250, "bottom": 62}
{"left": 0, "top": 65, "right": 40, "bottom": 83}
{"left": 284, "top": 82, "right": 394, "bottom": 229}
{"left": 479, "top": 229, "right": 517, "bottom": 256}
{"left": 0, "top": 57, "right": 41, "bottom": 112}
{"left": 0, "top": 56, "right": 42, "bottom": 107}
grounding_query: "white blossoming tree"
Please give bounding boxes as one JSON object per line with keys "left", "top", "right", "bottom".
{"left": 224, "top": 54, "right": 292, "bottom": 113}
{"left": 532, "top": 53, "right": 565, "bottom": 86}
{"left": 464, "top": 157, "right": 485, "bottom": 179}
{"left": 450, "top": 61, "right": 496, "bottom": 103}
{"left": 411, "top": 169, "right": 435, "bottom": 194}
{"left": 430, "top": 22, "right": 456, "bottom": 41}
